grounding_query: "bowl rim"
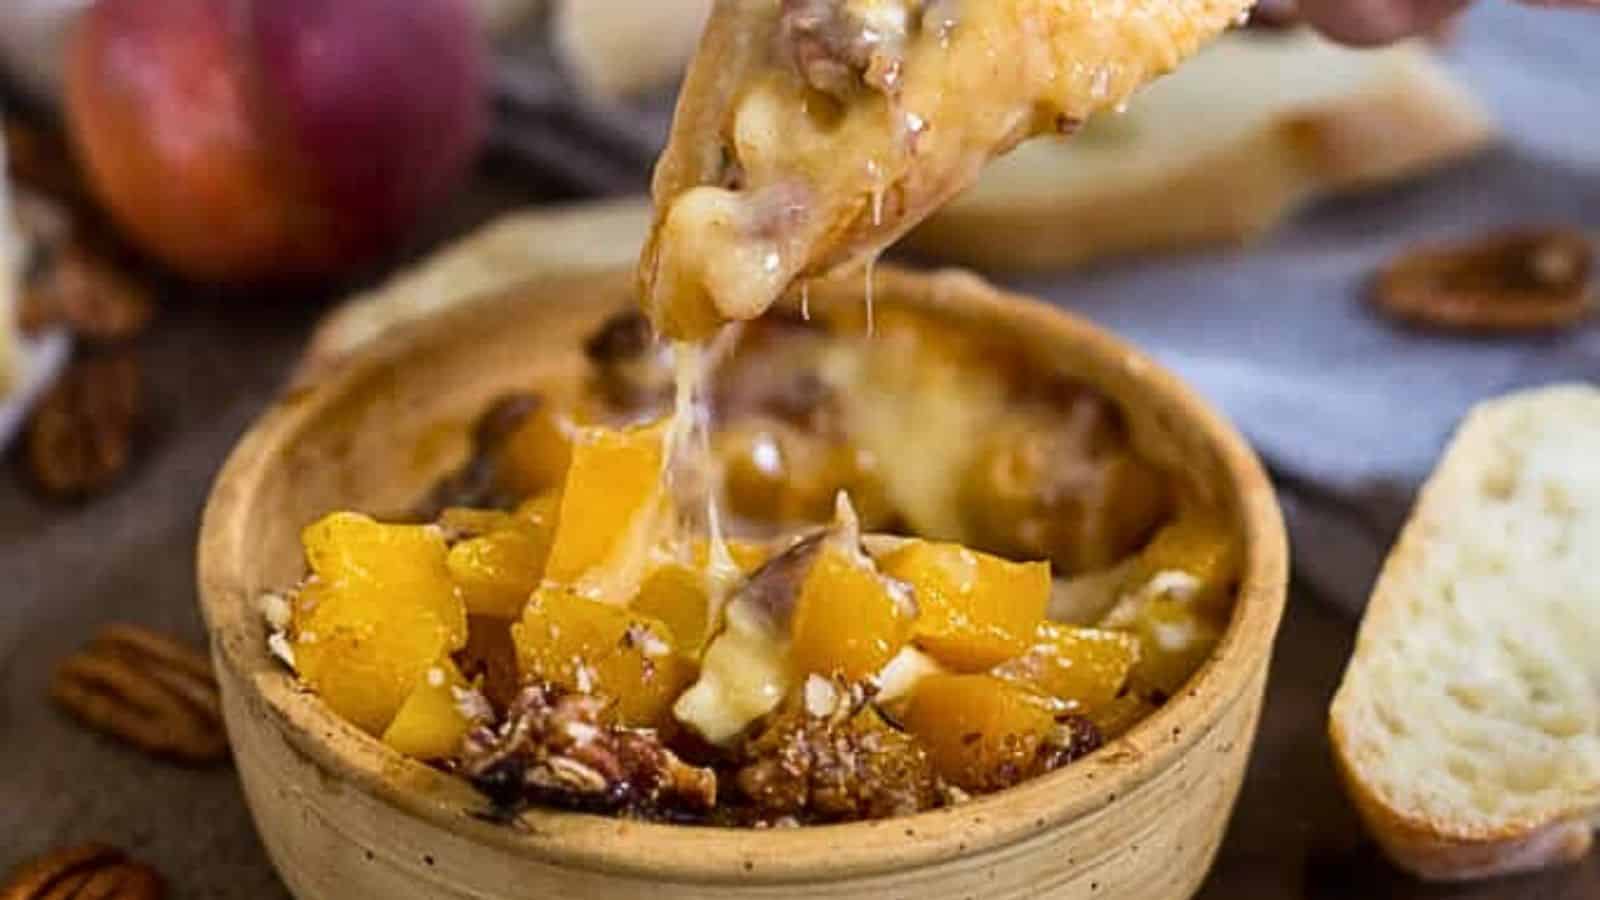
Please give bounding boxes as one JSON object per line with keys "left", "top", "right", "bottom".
{"left": 198, "top": 265, "right": 1288, "bottom": 885}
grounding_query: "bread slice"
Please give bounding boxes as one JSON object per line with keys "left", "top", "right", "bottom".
{"left": 906, "top": 31, "right": 1495, "bottom": 272}
{"left": 1330, "top": 385, "right": 1600, "bottom": 881}
{"left": 642, "top": 0, "right": 1253, "bottom": 337}
{"left": 301, "top": 197, "right": 650, "bottom": 377}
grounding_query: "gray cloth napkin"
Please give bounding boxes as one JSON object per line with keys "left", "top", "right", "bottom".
{"left": 498, "top": 3, "right": 1600, "bottom": 616}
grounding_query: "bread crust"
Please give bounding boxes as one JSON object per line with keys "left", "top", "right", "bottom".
{"left": 905, "top": 40, "right": 1494, "bottom": 272}
{"left": 1332, "top": 722, "right": 1593, "bottom": 881}
{"left": 1329, "top": 386, "right": 1600, "bottom": 882}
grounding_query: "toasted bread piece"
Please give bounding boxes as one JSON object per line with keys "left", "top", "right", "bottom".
{"left": 1330, "top": 385, "right": 1600, "bottom": 881}
{"left": 640, "top": 0, "right": 1253, "bottom": 338}
{"left": 302, "top": 197, "right": 651, "bottom": 377}
{"left": 907, "top": 31, "right": 1495, "bottom": 271}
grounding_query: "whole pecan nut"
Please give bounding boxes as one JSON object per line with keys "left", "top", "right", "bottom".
{"left": 26, "top": 353, "right": 142, "bottom": 500}
{"left": 0, "top": 843, "right": 164, "bottom": 900}
{"left": 51, "top": 625, "right": 227, "bottom": 765}
{"left": 1372, "top": 227, "right": 1595, "bottom": 333}
{"left": 19, "top": 243, "right": 155, "bottom": 343}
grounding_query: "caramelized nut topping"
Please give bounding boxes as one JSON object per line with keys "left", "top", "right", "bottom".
{"left": 1372, "top": 227, "right": 1595, "bottom": 334}
{"left": 51, "top": 625, "right": 227, "bottom": 765}
{"left": 461, "top": 684, "right": 716, "bottom": 819}
{"left": 26, "top": 353, "right": 142, "bottom": 500}
{"left": 735, "top": 701, "right": 939, "bottom": 823}
{"left": 0, "top": 844, "right": 164, "bottom": 900}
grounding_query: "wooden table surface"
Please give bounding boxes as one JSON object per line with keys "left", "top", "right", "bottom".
{"left": 1, "top": 176, "right": 1593, "bottom": 899}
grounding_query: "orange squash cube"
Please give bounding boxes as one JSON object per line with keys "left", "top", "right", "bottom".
{"left": 512, "top": 586, "right": 690, "bottom": 728}
{"left": 446, "top": 498, "right": 557, "bottom": 619}
{"left": 543, "top": 423, "right": 667, "bottom": 590}
{"left": 497, "top": 400, "right": 575, "bottom": 496}
{"left": 633, "top": 563, "right": 714, "bottom": 658}
{"left": 292, "top": 512, "right": 467, "bottom": 735}
{"left": 878, "top": 541, "right": 1049, "bottom": 672}
{"left": 993, "top": 623, "right": 1140, "bottom": 714}
{"left": 1123, "top": 512, "right": 1240, "bottom": 614}
{"left": 790, "top": 544, "right": 915, "bottom": 680}
{"left": 381, "top": 657, "right": 476, "bottom": 760}
{"left": 900, "top": 673, "right": 1057, "bottom": 792}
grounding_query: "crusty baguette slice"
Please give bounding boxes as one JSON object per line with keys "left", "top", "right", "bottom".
{"left": 301, "top": 197, "right": 650, "bottom": 378}
{"left": 907, "top": 31, "right": 1495, "bottom": 272}
{"left": 1330, "top": 384, "right": 1600, "bottom": 881}
{"left": 641, "top": 0, "right": 1253, "bottom": 337}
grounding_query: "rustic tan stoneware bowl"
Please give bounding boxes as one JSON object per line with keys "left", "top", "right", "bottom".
{"left": 198, "top": 266, "right": 1288, "bottom": 900}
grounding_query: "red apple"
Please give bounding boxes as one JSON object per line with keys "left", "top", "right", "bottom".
{"left": 65, "top": 0, "right": 486, "bottom": 281}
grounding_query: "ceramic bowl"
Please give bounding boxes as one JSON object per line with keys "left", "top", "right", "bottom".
{"left": 198, "top": 266, "right": 1288, "bottom": 900}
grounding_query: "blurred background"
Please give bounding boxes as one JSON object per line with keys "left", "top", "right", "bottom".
{"left": 0, "top": 0, "right": 1595, "bottom": 897}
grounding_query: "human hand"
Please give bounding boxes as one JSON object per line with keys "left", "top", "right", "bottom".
{"left": 1297, "top": 0, "right": 1598, "bottom": 45}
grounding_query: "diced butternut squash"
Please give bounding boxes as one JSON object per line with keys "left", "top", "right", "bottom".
{"left": 497, "top": 400, "right": 575, "bottom": 496}
{"left": 790, "top": 544, "right": 914, "bottom": 680}
{"left": 878, "top": 541, "right": 1049, "bottom": 672}
{"left": 993, "top": 623, "right": 1140, "bottom": 714}
{"left": 292, "top": 513, "right": 467, "bottom": 735}
{"left": 1123, "top": 512, "right": 1240, "bottom": 614}
{"left": 633, "top": 563, "right": 714, "bottom": 658}
{"left": 446, "top": 499, "right": 557, "bottom": 619}
{"left": 901, "top": 674, "right": 1057, "bottom": 792}
{"left": 382, "top": 658, "right": 475, "bottom": 760}
{"left": 512, "top": 586, "right": 690, "bottom": 727}
{"left": 544, "top": 423, "right": 667, "bottom": 591}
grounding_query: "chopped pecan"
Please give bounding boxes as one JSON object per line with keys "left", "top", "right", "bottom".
{"left": 51, "top": 625, "right": 227, "bottom": 765}
{"left": 0, "top": 844, "right": 164, "bottom": 900}
{"left": 26, "top": 353, "right": 142, "bottom": 500}
{"left": 780, "top": 0, "right": 912, "bottom": 98}
{"left": 19, "top": 243, "right": 155, "bottom": 343}
{"left": 461, "top": 684, "right": 716, "bottom": 820}
{"left": 1372, "top": 227, "right": 1595, "bottom": 333}
{"left": 735, "top": 696, "right": 939, "bottom": 823}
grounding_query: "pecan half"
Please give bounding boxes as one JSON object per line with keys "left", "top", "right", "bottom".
{"left": 51, "top": 625, "right": 227, "bottom": 765}
{"left": 26, "top": 353, "right": 143, "bottom": 500}
{"left": 0, "top": 843, "right": 164, "bottom": 900}
{"left": 1372, "top": 227, "right": 1595, "bottom": 333}
{"left": 19, "top": 243, "right": 155, "bottom": 343}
